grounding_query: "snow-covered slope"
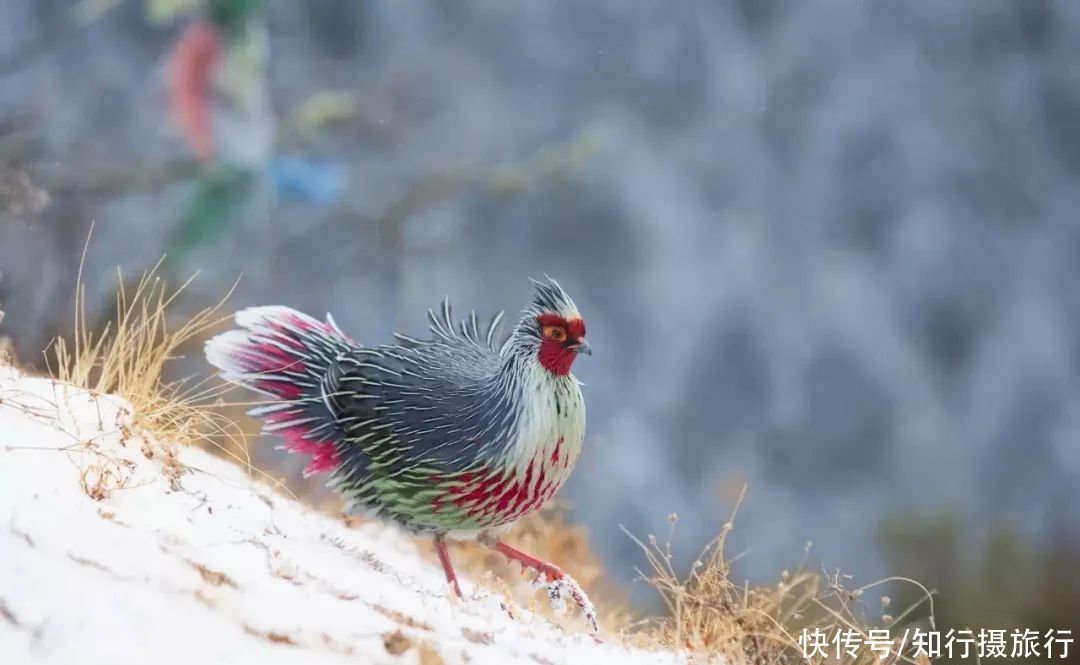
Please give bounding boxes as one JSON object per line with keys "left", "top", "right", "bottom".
{"left": 0, "top": 366, "right": 670, "bottom": 665}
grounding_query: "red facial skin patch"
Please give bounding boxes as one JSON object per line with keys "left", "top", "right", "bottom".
{"left": 535, "top": 314, "right": 586, "bottom": 375}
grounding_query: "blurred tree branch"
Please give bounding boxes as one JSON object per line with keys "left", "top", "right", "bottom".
{"left": 298, "top": 121, "right": 606, "bottom": 257}
{"left": 32, "top": 157, "right": 200, "bottom": 198}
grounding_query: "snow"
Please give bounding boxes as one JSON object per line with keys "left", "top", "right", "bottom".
{"left": 0, "top": 366, "right": 675, "bottom": 664}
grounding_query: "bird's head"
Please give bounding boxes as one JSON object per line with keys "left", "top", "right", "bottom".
{"left": 515, "top": 276, "right": 590, "bottom": 376}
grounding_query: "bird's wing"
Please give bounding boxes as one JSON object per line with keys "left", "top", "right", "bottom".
{"left": 328, "top": 336, "right": 513, "bottom": 477}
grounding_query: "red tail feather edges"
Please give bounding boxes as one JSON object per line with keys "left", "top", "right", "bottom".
{"left": 276, "top": 422, "right": 339, "bottom": 476}
{"left": 206, "top": 307, "right": 349, "bottom": 477}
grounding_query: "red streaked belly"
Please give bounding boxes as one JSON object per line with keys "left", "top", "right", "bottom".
{"left": 437, "top": 437, "right": 575, "bottom": 527}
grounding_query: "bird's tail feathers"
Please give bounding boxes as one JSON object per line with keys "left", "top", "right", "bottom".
{"left": 205, "top": 306, "right": 353, "bottom": 477}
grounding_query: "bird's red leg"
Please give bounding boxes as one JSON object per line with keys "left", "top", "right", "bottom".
{"left": 494, "top": 541, "right": 564, "bottom": 582}
{"left": 434, "top": 534, "right": 463, "bottom": 598}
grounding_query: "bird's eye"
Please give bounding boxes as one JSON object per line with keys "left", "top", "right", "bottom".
{"left": 543, "top": 325, "right": 567, "bottom": 342}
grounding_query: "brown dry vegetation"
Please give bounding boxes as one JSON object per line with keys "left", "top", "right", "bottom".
{"left": 621, "top": 499, "right": 936, "bottom": 664}
{"left": 35, "top": 258, "right": 935, "bottom": 665}
{"left": 45, "top": 245, "right": 291, "bottom": 498}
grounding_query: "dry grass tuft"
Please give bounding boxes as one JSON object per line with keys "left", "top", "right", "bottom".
{"left": 79, "top": 461, "right": 129, "bottom": 501}
{"left": 44, "top": 243, "right": 286, "bottom": 495}
{"left": 625, "top": 489, "right": 936, "bottom": 664}
{"left": 50, "top": 257, "right": 227, "bottom": 442}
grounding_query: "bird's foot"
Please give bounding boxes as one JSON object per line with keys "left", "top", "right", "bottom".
{"left": 538, "top": 571, "right": 600, "bottom": 637}
{"left": 493, "top": 541, "right": 599, "bottom": 636}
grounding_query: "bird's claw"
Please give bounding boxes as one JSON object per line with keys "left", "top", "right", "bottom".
{"left": 500, "top": 600, "right": 516, "bottom": 620}
{"left": 541, "top": 571, "right": 599, "bottom": 636}
{"left": 495, "top": 543, "right": 600, "bottom": 636}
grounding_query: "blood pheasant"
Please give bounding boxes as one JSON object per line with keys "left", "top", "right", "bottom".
{"left": 205, "top": 277, "right": 597, "bottom": 630}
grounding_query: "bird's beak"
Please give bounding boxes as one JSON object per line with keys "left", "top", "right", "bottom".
{"left": 572, "top": 339, "right": 592, "bottom": 355}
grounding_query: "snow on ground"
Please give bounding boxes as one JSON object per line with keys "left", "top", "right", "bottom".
{"left": 0, "top": 366, "right": 674, "bottom": 665}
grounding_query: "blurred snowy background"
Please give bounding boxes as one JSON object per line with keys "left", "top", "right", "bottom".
{"left": 1, "top": 0, "right": 1078, "bottom": 631}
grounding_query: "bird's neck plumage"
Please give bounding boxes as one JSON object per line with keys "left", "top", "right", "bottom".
{"left": 494, "top": 337, "right": 586, "bottom": 484}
